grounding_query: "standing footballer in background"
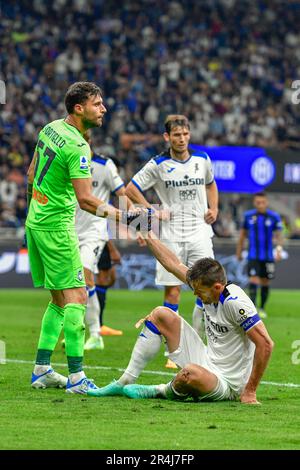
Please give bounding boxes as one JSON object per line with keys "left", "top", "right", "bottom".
{"left": 236, "top": 192, "right": 283, "bottom": 318}
{"left": 26, "top": 82, "right": 134, "bottom": 394}
{"left": 126, "top": 115, "right": 218, "bottom": 367}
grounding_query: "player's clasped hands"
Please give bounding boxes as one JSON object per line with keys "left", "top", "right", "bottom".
{"left": 121, "top": 207, "right": 154, "bottom": 232}
{"left": 121, "top": 206, "right": 171, "bottom": 232}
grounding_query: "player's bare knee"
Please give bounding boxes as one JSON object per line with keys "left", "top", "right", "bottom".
{"left": 82, "top": 291, "right": 88, "bottom": 305}
{"left": 180, "top": 364, "right": 204, "bottom": 384}
{"left": 172, "top": 367, "right": 195, "bottom": 395}
{"left": 77, "top": 288, "right": 88, "bottom": 305}
{"left": 149, "top": 306, "right": 176, "bottom": 327}
{"left": 174, "top": 368, "right": 190, "bottom": 386}
{"left": 187, "top": 363, "right": 207, "bottom": 378}
{"left": 173, "top": 365, "right": 206, "bottom": 397}
{"left": 51, "top": 290, "right": 64, "bottom": 308}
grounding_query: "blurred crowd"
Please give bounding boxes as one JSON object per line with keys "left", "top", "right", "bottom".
{"left": 1, "top": 0, "right": 300, "bottom": 234}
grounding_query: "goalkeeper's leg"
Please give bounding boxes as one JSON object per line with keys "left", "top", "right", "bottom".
{"left": 32, "top": 290, "right": 67, "bottom": 389}
{"left": 32, "top": 300, "right": 67, "bottom": 388}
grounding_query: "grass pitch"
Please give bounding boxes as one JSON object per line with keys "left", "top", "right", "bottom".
{"left": 0, "top": 288, "right": 299, "bottom": 450}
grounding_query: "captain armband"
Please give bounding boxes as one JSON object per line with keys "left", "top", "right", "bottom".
{"left": 240, "top": 314, "right": 261, "bottom": 331}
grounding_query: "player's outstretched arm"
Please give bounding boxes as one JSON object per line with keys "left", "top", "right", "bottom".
{"left": 125, "top": 182, "right": 152, "bottom": 208}
{"left": 143, "top": 231, "right": 188, "bottom": 283}
{"left": 115, "top": 186, "right": 135, "bottom": 210}
{"left": 126, "top": 182, "right": 170, "bottom": 222}
{"left": 117, "top": 186, "right": 147, "bottom": 247}
{"left": 72, "top": 177, "right": 121, "bottom": 220}
{"left": 241, "top": 322, "right": 274, "bottom": 404}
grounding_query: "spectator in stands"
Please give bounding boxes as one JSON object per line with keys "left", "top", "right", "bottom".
{"left": 1, "top": 0, "right": 300, "bottom": 225}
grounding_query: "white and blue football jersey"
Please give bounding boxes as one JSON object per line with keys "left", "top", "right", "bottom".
{"left": 76, "top": 154, "right": 124, "bottom": 241}
{"left": 132, "top": 151, "right": 214, "bottom": 241}
{"left": 204, "top": 283, "right": 261, "bottom": 393}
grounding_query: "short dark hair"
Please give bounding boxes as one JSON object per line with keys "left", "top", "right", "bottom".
{"left": 253, "top": 192, "right": 267, "bottom": 199}
{"left": 164, "top": 114, "right": 190, "bottom": 134}
{"left": 65, "top": 82, "right": 102, "bottom": 114}
{"left": 186, "top": 258, "right": 227, "bottom": 287}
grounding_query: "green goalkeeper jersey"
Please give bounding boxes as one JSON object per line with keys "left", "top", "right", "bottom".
{"left": 26, "top": 119, "right": 91, "bottom": 231}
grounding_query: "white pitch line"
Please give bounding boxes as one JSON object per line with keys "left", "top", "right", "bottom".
{"left": 5, "top": 358, "right": 175, "bottom": 377}
{"left": 4, "top": 358, "right": 300, "bottom": 388}
{"left": 260, "top": 380, "right": 300, "bottom": 388}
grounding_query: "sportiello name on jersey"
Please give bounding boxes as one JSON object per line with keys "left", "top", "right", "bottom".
{"left": 203, "top": 283, "right": 262, "bottom": 394}
{"left": 75, "top": 154, "right": 124, "bottom": 241}
{"left": 131, "top": 151, "right": 215, "bottom": 241}
{"left": 26, "top": 119, "right": 91, "bottom": 231}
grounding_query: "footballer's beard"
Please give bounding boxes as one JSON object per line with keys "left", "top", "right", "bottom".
{"left": 201, "top": 294, "right": 214, "bottom": 304}
{"left": 83, "top": 116, "right": 103, "bottom": 129}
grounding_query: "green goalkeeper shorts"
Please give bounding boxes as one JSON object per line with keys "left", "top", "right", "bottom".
{"left": 25, "top": 226, "right": 86, "bottom": 290}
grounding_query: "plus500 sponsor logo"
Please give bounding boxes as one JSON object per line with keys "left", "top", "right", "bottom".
{"left": 165, "top": 177, "right": 204, "bottom": 188}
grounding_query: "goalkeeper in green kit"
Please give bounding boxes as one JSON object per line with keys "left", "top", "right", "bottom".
{"left": 26, "top": 82, "right": 136, "bottom": 394}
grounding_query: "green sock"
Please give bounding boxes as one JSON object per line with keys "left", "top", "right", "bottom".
{"left": 67, "top": 356, "right": 83, "bottom": 374}
{"left": 64, "top": 303, "right": 86, "bottom": 373}
{"left": 36, "top": 349, "right": 52, "bottom": 366}
{"left": 36, "top": 302, "right": 64, "bottom": 365}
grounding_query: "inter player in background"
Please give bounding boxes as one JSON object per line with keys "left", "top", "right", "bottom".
{"left": 88, "top": 233, "right": 274, "bottom": 405}
{"left": 75, "top": 132, "right": 130, "bottom": 350}
{"left": 126, "top": 115, "right": 218, "bottom": 367}
{"left": 236, "top": 192, "right": 283, "bottom": 318}
{"left": 26, "top": 82, "right": 134, "bottom": 394}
